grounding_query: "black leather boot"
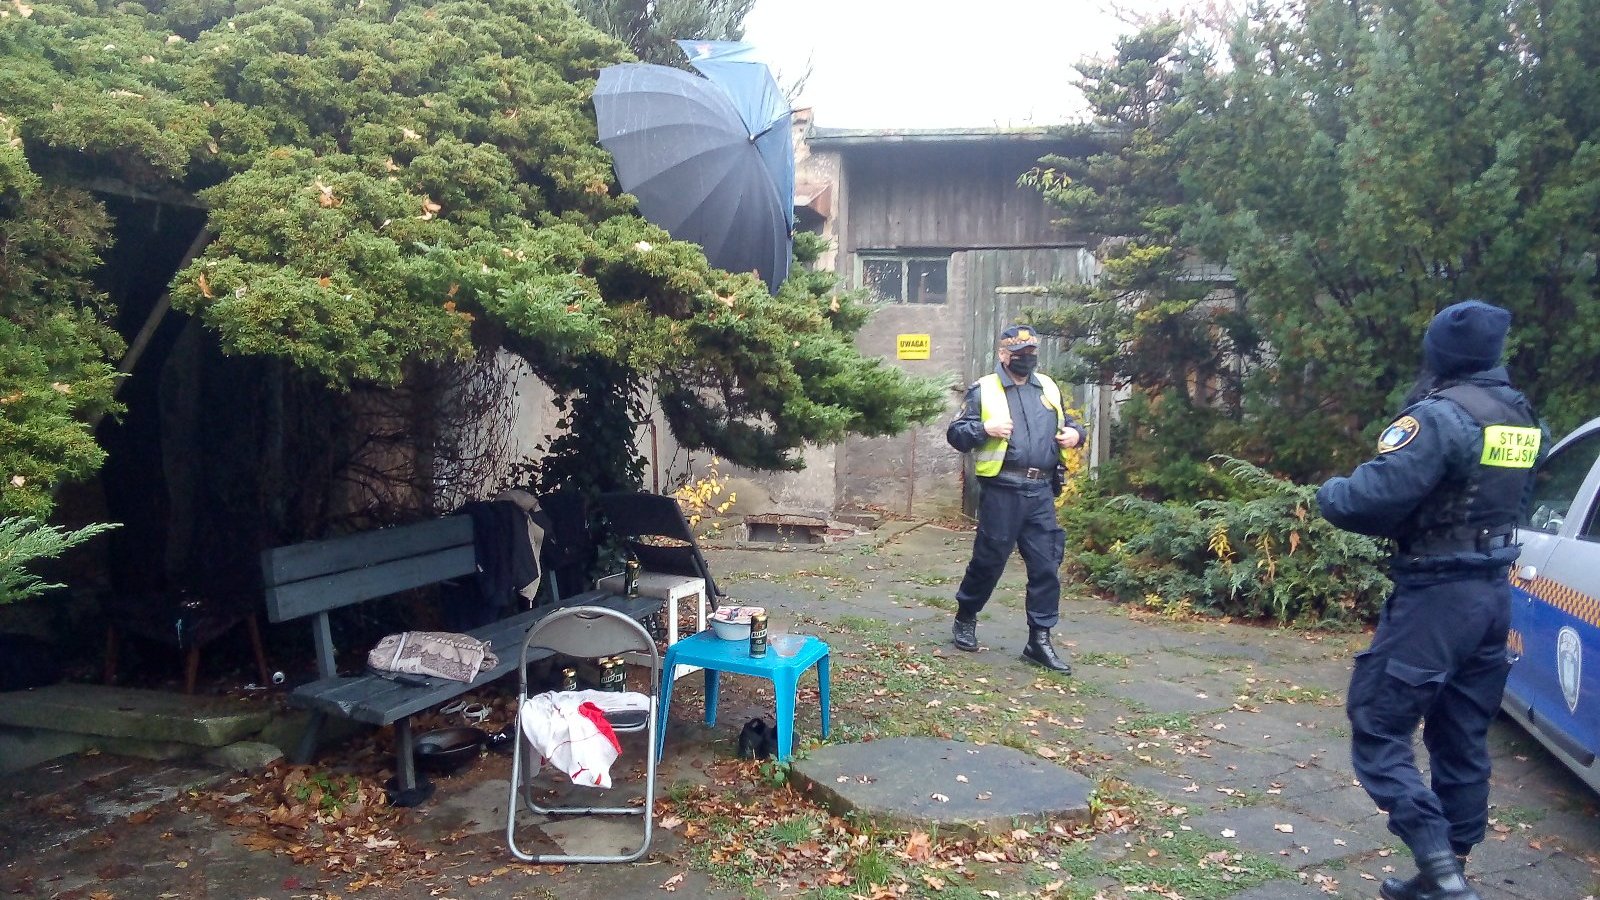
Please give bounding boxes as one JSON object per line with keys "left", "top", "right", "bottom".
{"left": 1380, "top": 851, "right": 1480, "bottom": 900}
{"left": 952, "top": 616, "right": 978, "bottom": 652}
{"left": 1021, "top": 627, "right": 1071, "bottom": 674}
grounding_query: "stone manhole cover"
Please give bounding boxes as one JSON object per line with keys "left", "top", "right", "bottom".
{"left": 791, "top": 737, "right": 1092, "bottom": 839}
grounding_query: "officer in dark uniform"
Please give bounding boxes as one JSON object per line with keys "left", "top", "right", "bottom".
{"left": 1317, "top": 300, "right": 1543, "bottom": 900}
{"left": 947, "top": 325, "right": 1085, "bottom": 673}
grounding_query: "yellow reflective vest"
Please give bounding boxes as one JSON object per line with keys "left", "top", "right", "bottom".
{"left": 973, "top": 372, "right": 1073, "bottom": 477}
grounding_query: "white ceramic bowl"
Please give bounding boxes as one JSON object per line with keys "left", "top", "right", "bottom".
{"left": 708, "top": 605, "right": 765, "bottom": 641}
{"left": 709, "top": 617, "right": 750, "bottom": 641}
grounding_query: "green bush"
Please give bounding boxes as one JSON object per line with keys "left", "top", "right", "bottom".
{"left": 1060, "top": 457, "right": 1389, "bottom": 625}
{"left": 0, "top": 516, "right": 117, "bottom": 606}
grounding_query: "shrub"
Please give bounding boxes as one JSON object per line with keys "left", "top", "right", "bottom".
{"left": 0, "top": 516, "right": 118, "bottom": 605}
{"left": 1060, "top": 457, "right": 1388, "bottom": 625}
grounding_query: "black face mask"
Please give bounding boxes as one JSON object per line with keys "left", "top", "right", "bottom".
{"left": 1005, "top": 354, "right": 1038, "bottom": 378}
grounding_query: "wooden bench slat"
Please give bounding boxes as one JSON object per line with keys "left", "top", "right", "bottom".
{"left": 262, "top": 517, "right": 473, "bottom": 587}
{"left": 285, "top": 593, "right": 664, "bottom": 725}
{"left": 265, "top": 545, "right": 478, "bottom": 622}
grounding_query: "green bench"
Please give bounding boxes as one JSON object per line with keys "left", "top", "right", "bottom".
{"left": 261, "top": 515, "right": 660, "bottom": 803}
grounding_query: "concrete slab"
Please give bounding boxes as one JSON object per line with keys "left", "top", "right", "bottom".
{"left": 791, "top": 737, "right": 1091, "bottom": 839}
{"left": 0, "top": 754, "right": 223, "bottom": 858}
{"left": 0, "top": 684, "right": 271, "bottom": 747}
{"left": 1100, "top": 678, "right": 1229, "bottom": 716}
{"left": 1184, "top": 805, "right": 1388, "bottom": 866}
{"left": 1227, "top": 880, "right": 1331, "bottom": 899}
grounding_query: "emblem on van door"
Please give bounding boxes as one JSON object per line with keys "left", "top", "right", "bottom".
{"left": 1557, "top": 626, "right": 1582, "bottom": 714}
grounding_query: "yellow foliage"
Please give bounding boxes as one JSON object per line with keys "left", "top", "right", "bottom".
{"left": 671, "top": 457, "right": 735, "bottom": 539}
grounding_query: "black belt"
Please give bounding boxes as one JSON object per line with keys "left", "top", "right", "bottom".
{"left": 1399, "top": 525, "right": 1517, "bottom": 557}
{"left": 999, "top": 464, "right": 1053, "bottom": 481}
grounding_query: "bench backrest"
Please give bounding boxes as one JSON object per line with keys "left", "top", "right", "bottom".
{"left": 261, "top": 516, "right": 475, "bottom": 678}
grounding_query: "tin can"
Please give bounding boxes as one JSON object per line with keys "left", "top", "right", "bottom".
{"left": 624, "top": 557, "right": 641, "bottom": 597}
{"left": 609, "top": 657, "right": 628, "bottom": 692}
{"left": 599, "top": 657, "right": 626, "bottom": 692}
{"left": 749, "top": 612, "right": 768, "bottom": 658}
{"left": 561, "top": 667, "right": 578, "bottom": 692}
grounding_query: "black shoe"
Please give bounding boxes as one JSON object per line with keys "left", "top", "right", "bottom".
{"left": 952, "top": 616, "right": 978, "bottom": 652}
{"left": 1021, "top": 627, "right": 1071, "bottom": 674}
{"left": 738, "top": 717, "right": 776, "bottom": 760}
{"left": 1380, "top": 851, "right": 1480, "bottom": 900}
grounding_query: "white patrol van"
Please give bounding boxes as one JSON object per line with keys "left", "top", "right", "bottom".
{"left": 1506, "top": 416, "right": 1600, "bottom": 795}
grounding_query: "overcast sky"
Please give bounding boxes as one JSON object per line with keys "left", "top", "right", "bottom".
{"left": 741, "top": 0, "right": 1183, "bottom": 129}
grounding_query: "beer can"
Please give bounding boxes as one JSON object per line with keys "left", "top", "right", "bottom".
{"left": 624, "top": 557, "right": 641, "bottom": 597}
{"left": 609, "top": 657, "right": 628, "bottom": 692}
{"left": 749, "top": 612, "right": 768, "bottom": 658}
{"left": 561, "top": 667, "right": 578, "bottom": 692}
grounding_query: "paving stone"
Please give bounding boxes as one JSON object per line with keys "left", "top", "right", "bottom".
{"left": 1101, "top": 677, "right": 1230, "bottom": 716}
{"left": 203, "top": 740, "right": 283, "bottom": 771}
{"left": 1227, "top": 880, "right": 1331, "bottom": 899}
{"left": 1281, "top": 783, "right": 1389, "bottom": 830}
{"left": 1184, "top": 805, "right": 1388, "bottom": 867}
{"left": 791, "top": 737, "right": 1091, "bottom": 839}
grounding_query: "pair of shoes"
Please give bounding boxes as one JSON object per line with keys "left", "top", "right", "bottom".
{"left": 1380, "top": 850, "right": 1481, "bottom": 900}
{"left": 951, "top": 616, "right": 978, "bottom": 652}
{"left": 737, "top": 717, "right": 778, "bottom": 760}
{"left": 1021, "top": 627, "right": 1072, "bottom": 674}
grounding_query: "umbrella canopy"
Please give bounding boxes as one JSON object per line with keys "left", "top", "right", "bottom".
{"left": 676, "top": 40, "right": 795, "bottom": 236}
{"left": 594, "top": 63, "right": 791, "bottom": 294}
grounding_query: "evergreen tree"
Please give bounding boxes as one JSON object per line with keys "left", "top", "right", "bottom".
{"left": 568, "top": 0, "right": 754, "bottom": 65}
{"left": 0, "top": 0, "right": 941, "bottom": 513}
{"left": 0, "top": 113, "right": 122, "bottom": 517}
{"left": 1023, "top": 22, "right": 1259, "bottom": 498}
{"left": 1184, "top": 0, "right": 1600, "bottom": 476}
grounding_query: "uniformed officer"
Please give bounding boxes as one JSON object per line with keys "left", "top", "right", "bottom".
{"left": 1317, "top": 300, "right": 1543, "bottom": 900}
{"left": 946, "top": 325, "right": 1085, "bottom": 673}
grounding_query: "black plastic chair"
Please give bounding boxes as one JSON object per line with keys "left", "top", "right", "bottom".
{"left": 596, "top": 491, "right": 725, "bottom": 609}
{"left": 535, "top": 492, "right": 598, "bottom": 603}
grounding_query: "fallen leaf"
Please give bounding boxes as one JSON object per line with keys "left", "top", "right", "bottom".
{"left": 660, "top": 873, "right": 684, "bottom": 891}
{"left": 1221, "top": 829, "right": 1237, "bottom": 838}
{"left": 658, "top": 815, "right": 682, "bottom": 829}
{"left": 929, "top": 793, "right": 949, "bottom": 803}
{"left": 1274, "top": 823, "right": 1294, "bottom": 833}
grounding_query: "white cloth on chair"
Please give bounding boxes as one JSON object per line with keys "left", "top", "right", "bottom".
{"left": 518, "top": 690, "right": 652, "bottom": 788}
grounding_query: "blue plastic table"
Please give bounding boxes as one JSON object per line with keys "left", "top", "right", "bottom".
{"left": 656, "top": 630, "right": 831, "bottom": 761}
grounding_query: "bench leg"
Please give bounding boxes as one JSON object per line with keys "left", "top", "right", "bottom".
{"left": 103, "top": 626, "right": 118, "bottom": 686}
{"left": 293, "top": 712, "right": 325, "bottom": 765}
{"left": 183, "top": 644, "right": 201, "bottom": 694}
{"left": 385, "top": 717, "right": 435, "bottom": 807}
{"left": 246, "top": 616, "right": 271, "bottom": 687}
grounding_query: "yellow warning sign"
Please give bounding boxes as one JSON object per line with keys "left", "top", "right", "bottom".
{"left": 897, "top": 333, "right": 931, "bottom": 360}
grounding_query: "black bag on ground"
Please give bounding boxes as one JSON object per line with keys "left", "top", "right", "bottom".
{"left": 737, "top": 716, "right": 778, "bottom": 760}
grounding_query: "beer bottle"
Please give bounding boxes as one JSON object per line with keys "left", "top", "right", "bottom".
{"left": 749, "top": 612, "right": 768, "bottom": 658}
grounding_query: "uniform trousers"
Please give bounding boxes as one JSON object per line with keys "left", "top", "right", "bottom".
{"left": 1346, "top": 574, "right": 1511, "bottom": 858}
{"left": 954, "top": 478, "right": 1063, "bottom": 628}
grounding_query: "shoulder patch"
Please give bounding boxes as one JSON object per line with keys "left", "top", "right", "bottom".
{"left": 1378, "top": 415, "right": 1421, "bottom": 453}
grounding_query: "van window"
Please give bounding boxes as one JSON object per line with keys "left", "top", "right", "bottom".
{"left": 1525, "top": 430, "right": 1600, "bottom": 535}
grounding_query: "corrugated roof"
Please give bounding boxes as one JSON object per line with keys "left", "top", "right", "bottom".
{"left": 805, "top": 125, "right": 1083, "bottom": 148}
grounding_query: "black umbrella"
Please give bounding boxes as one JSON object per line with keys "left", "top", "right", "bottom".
{"left": 594, "top": 63, "right": 792, "bottom": 294}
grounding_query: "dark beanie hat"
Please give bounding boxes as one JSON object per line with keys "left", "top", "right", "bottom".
{"left": 1423, "top": 299, "right": 1510, "bottom": 377}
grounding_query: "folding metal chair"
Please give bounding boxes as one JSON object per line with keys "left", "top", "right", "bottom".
{"left": 506, "top": 606, "right": 659, "bottom": 864}
{"left": 597, "top": 491, "right": 726, "bottom": 609}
